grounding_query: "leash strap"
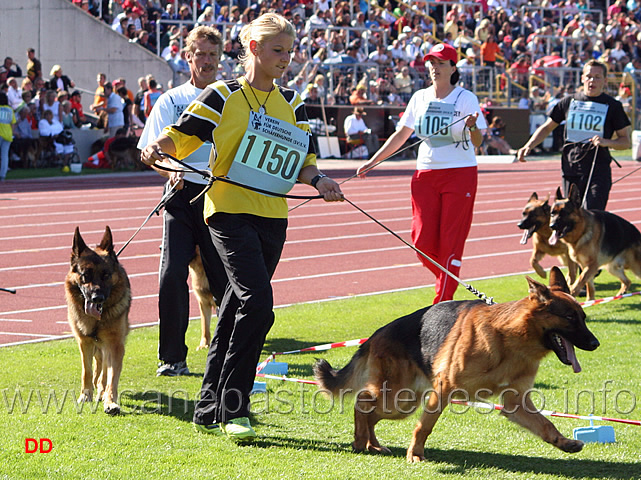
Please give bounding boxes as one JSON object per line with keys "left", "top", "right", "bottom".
{"left": 343, "top": 197, "right": 495, "bottom": 305}
{"left": 153, "top": 153, "right": 324, "bottom": 202}
{"left": 116, "top": 182, "right": 178, "bottom": 257}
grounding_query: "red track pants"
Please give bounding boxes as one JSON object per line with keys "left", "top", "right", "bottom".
{"left": 410, "top": 166, "right": 477, "bottom": 303}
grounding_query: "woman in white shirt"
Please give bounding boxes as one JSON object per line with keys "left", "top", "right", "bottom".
{"left": 357, "top": 43, "right": 487, "bottom": 303}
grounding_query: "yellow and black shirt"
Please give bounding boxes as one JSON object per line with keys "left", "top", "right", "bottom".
{"left": 164, "top": 77, "right": 317, "bottom": 220}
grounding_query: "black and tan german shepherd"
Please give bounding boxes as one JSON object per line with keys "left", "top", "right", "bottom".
{"left": 518, "top": 192, "right": 577, "bottom": 285}
{"left": 189, "top": 245, "right": 217, "bottom": 351}
{"left": 314, "top": 267, "right": 599, "bottom": 462}
{"left": 549, "top": 184, "right": 641, "bottom": 300}
{"left": 65, "top": 226, "right": 130, "bottom": 415}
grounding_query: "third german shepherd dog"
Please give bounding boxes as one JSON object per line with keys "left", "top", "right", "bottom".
{"left": 518, "top": 192, "right": 577, "bottom": 285}
{"left": 65, "top": 226, "right": 130, "bottom": 415}
{"left": 549, "top": 184, "right": 641, "bottom": 301}
{"left": 189, "top": 245, "right": 217, "bottom": 351}
{"left": 314, "top": 267, "right": 599, "bottom": 462}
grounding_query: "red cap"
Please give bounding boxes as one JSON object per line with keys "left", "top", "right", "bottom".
{"left": 424, "top": 43, "right": 458, "bottom": 64}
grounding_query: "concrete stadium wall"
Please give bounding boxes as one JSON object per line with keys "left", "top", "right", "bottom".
{"left": 0, "top": 0, "right": 173, "bottom": 105}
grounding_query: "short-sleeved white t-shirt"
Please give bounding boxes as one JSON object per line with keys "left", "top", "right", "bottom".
{"left": 138, "top": 81, "right": 213, "bottom": 185}
{"left": 398, "top": 86, "right": 487, "bottom": 170}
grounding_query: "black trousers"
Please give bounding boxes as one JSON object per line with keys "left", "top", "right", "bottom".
{"left": 158, "top": 181, "right": 227, "bottom": 364}
{"left": 193, "top": 213, "right": 287, "bottom": 424}
{"left": 563, "top": 169, "right": 612, "bottom": 211}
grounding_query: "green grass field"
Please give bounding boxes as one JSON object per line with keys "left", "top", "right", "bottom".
{"left": 1, "top": 272, "right": 640, "bottom": 479}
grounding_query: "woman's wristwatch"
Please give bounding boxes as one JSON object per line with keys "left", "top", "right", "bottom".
{"left": 311, "top": 173, "right": 327, "bottom": 189}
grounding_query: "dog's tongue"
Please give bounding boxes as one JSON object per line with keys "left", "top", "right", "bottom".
{"left": 520, "top": 226, "right": 535, "bottom": 245}
{"left": 84, "top": 300, "right": 102, "bottom": 320}
{"left": 562, "top": 336, "right": 581, "bottom": 373}
{"left": 549, "top": 230, "right": 559, "bottom": 246}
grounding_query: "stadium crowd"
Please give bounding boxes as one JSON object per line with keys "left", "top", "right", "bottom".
{"left": 2, "top": 0, "right": 640, "bottom": 171}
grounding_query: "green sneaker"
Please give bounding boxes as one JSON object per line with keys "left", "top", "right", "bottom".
{"left": 193, "top": 422, "right": 224, "bottom": 436}
{"left": 223, "top": 417, "right": 256, "bottom": 443}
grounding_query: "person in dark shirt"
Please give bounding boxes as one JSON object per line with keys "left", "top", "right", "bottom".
{"left": 516, "top": 60, "right": 631, "bottom": 210}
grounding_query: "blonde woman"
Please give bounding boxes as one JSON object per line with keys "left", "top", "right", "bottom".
{"left": 140, "top": 13, "right": 343, "bottom": 443}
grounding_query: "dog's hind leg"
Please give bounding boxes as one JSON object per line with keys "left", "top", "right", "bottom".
{"left": 406, "top": 388, "right": 446, "bottom": 463}
{"left": 606, "top": 261, "right": 631, "bottom": 297}
{"left": 352, "top": 391, "right": 377, "bottom": 452}
{"left": 502, "top": 391, "right": 583, "bottom": 453}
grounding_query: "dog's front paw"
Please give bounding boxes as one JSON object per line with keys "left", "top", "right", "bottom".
{"left": 559, "top": 438, "right": 584, "bottom": 453}
{"left": 367, "top": 444, "right": 392, "bottom": 455}
{"left": 104, "top": 402, "right": 121, "bottom": 416}
{"left": 197, "top": 338, "right": 210, "bottom": 351}
{"left": 406, "top": 448, "right": 425, "bottom": 463}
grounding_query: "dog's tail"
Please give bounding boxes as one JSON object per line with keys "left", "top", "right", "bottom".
{"left": 313, "top": 344, "right": 369, "bottom": 395}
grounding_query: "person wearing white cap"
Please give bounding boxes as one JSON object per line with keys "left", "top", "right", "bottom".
{"left": 357, "top": 43, "right": 487, "bottom": 304}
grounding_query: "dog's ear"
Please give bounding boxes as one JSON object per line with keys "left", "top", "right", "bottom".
{"left": 555, "top": 187, "right": 564, "bottom": 201}
{"left": 568, "top": 183, "right": 581, "bottom": 206}
{"left": 529, "top": 192, "right": 538, "bottom": 202}
{"left": 548, "top": 266, "right": 570, "bottom": 294}
{"left": 72, "top": 227, "right": 88, "bottom": 259}
{"left": 98, "top": 226, "right": 115, "bottom": 255}
{"left": 526, "top": 275, "right": 552, "bottom": 303}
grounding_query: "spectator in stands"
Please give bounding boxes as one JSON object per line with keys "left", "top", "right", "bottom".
{"left": 517, "top": 60, "right": 632, "bottom": 210}
{"left": 48, "top": 65, "right": 75, "bottom": 93}
{"left": 38, "top": 109, "right": 73, "bottom": 169}
{"left": 104, "top": 82, "right": 125, "bottom": 137}
{"left": 91, "top": 72, "right": 108, "bottom": 129}
{"left": 3, "top": 57, "right": 22, "bottom": 79}
{"left": 26, "top": 48, "right": 42, "bottom": 81}
{"left": 485, "top": 116, "right": 516, "bottom": 155}
{"left": 394, "top": 65, "right": 413, "bottom": 103}
{"left": 133, "top": 75, "right": 148, "bottom": 125}
{"left": 11, "top": 105, "right": 39, "bottom": 168}
{"left": 41, "top": 90, "right": 63, "bottom": 123}
{"left": 143, "top": 78, "right": 162, "bottom": 118}
{"left": 61, "top": 100, "right": 76, "bottom": 129}
{"left": 481, "top": 34, "right": 502, "bottom": 67}
{"left": 0, "top": 92, "right": 15, "bottom": 181}
{"left": 7, "top": 78, "right": 22, "bottom": 111}
{"left": 69, "top": 90, "right": 86, "bottom": 127}
{"left": 349, "top": 83, "right": 373, "bottom": 105}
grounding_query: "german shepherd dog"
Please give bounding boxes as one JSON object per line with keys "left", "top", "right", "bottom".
{"left": 65, "top": 226, "right": 130, "bottom": 415}
{"left": 314, "top": 267, "right": 599, "bottom": 462}
{"left": 518, "top": 192, "right": 577, "bottom": 285}
{"left": 549, "top": 184, "right": 641, "bottom": 301}
{"left": 189, "top": 245, "right": 217, "bottom": 351}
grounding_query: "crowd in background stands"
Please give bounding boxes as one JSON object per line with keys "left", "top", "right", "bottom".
{"left": 4, "top": 0, "right": 641, "bottom": 164}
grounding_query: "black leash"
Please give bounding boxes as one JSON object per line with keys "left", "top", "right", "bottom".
{"left": 141, "top": 149, "right": 495, "bottom": 304}
{"left": 116, "top": 182, "right": 179, "bottom": 257}
{"left": 0, "top": 287, "right": 16, "bottom": 294}
{"left": 153, "top": 153, "right": 324, "bottom": 202}
{"left": 343, "top": 197, "right": 495, "bottom": 305}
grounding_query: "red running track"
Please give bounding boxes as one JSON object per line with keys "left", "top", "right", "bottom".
{"left": 1, "top": 159, "right": 640, "bottom": 347}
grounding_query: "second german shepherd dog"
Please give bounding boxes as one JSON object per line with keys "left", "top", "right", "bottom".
{"left": 314, "top": 267, "right": 599, "bottom": 462}
{"left": 189, "top": 245, "right": 217, "bottom": 351}
{"left": 518, "top": 192, "right": 577, "bottom": 285}
{"left": 65, "top": 226, "right": 130, "bottom": 415}
{"left": 549, "top": 184, "right": 641, "bottom": 301}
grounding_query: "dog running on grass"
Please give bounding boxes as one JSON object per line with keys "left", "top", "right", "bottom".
{"left": 65, "top": 226, "right": 130, "bottom": 415}
{"left": 549, "top": 184, "right": 641, "bottom": 301}
{"left": 518, "top": 192, "right": 577, "bottom": 285}
{"left": 314, "top": 267, "right": 599, "bottom": 462}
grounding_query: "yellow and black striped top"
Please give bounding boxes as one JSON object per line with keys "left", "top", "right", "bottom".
{"left": 164, "top": 77, "right": 317, "bottom": 220}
